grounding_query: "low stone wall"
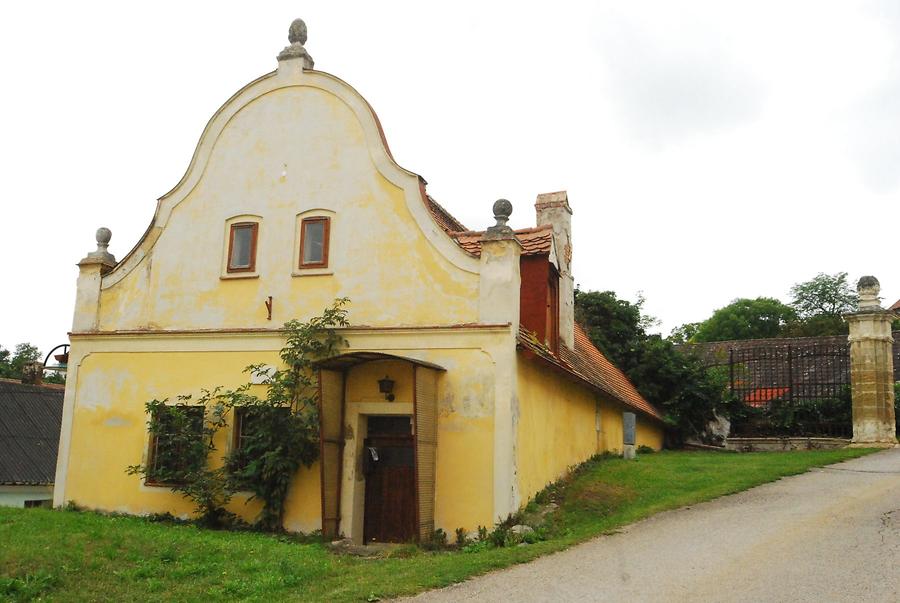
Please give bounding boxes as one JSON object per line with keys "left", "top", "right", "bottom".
{"left": 725, "top": 437, "right": 849, "bottom": 452}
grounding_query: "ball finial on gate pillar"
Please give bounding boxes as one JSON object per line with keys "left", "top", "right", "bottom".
{"left": 857, "top": 275, "right": 881, "bottom": 310}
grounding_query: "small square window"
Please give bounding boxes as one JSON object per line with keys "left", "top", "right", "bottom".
{"left": 228, "top": 222, "right": 258, "bottom": 272}
{"left": 299, "top": 217, "right": 330, "bottom": 268}
{"left": 146, "top": 405, "right": 205, "bottom": 485}
{"left": 229, "top": 406, "right": 291, "bottom": 476}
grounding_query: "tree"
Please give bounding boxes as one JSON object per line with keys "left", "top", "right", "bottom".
{"left": 0, "top": 343, "right": 41, "bottom": 379}
{"left": 692, "top": 298, "right": 797, "bottom": 342}
{"left": 575, "top": 289, "right": 726, "bottom": 443}
{"left": 667, "top": 322, "right": 701, "bottom": 344}
{"left": 784, "top": 272, "right": 856, "bottom": 337}
{"left": 789, "top": 272, "right": 856, "bottom": 319}
{"left": 573, "top": 290, "right": 646, "bottom": 375}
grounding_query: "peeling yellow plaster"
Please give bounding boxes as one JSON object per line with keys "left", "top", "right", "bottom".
{"left": 94, "top": 85, "right": 479, "bottom": 335}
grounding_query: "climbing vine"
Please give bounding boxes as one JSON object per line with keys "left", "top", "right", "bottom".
{"left": 126, "top": 298, "right": 349, "bottom": 531}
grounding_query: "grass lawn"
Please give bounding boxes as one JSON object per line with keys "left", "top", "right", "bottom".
{"left": 0, "top": 448, "right": 876, "bottom": 602}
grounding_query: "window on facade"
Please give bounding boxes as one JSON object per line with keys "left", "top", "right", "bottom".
{"left": 146, "top": 405, "right": 205, "bottom": 484}
{"left": 299, "top": 217, "right": 330, "bottom": 268}
{"left": 230, "top": 406, "right": 291, "bottom": 473}
{"left": 227, "top": 222, "right": 258, "bottom": 272}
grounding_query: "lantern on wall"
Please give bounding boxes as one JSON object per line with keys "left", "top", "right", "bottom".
{"left": 378, "top": 376, "right": 395, "bottom": 401}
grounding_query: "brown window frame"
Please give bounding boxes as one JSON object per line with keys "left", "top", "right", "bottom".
{"left": 227, "top": 222, "right": 259, "bottom": 273}
{"left": 145, "top": 405, "right": 205, "bottom": 487}
{"left": 298, "top": 216, "right": 330, "bottom": 269}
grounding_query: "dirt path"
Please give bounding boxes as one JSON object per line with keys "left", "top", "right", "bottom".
{"left": 405, "top": 448, "right": 900, "bottom": 602}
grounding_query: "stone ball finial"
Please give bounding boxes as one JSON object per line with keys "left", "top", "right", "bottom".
{"left": 288, "top": 18, "right": 308, "bottom": 45}
{"left": 79, "top": 225, "right": 116, "bottom": 268}
{"left": 857, "top": 275, "right": 880, "bottom": 292}
{"left": 493, "top": 199, "right": 513, "bottom": 225}
{"left": 857, "top": 275, "right": 881, "bottom": 310}
{"left": 96, "top": 227, "right": 112, "bottom": 249}
{"left": 278, "top": 18, "right": 314, "bottom": 68}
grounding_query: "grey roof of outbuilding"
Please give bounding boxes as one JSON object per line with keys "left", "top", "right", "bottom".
{"left": 0, "top": 379, "right": 64, "bottom": 485}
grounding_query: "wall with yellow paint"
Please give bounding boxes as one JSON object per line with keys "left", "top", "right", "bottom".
{"left": 598, "top": 397, "right": 664, "bottom": 453}
{"left": 515, "top": 358, "right": 599, "bottom": 503}
{"left": 93, "top": 77, "right": 481, "bottom": 337}
{"left": 60, "top": 330, "right": 505, "bottom": 535}
{"left": 516, "top": 356, "right": 665, "bottom": 505}
{"left": 63, "top": 350, "right": 321, "bottom": 531}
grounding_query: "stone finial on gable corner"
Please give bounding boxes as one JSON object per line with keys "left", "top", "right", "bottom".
{"left": 79, "top": 227, "right": 116, "bottom": 269}
{"left": 856, "top": 275, "right": 881, "bottom": 310}
{"left": 483, "top": 199, "right": 516, "bottom": 240}
{"left": 277, "top": 18, "right": 314, "bottom": 69}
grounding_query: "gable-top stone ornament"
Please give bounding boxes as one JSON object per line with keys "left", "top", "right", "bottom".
{"left": 277, "top": 18, "right": 314, "bottom": 68}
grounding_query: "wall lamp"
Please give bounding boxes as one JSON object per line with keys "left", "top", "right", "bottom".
{"left": 378, "top": 376, "right": 395, "bottom": 401}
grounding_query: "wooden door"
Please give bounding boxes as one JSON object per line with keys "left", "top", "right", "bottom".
{"left": 363, "top": 416, "right": 416, "bottom": 543}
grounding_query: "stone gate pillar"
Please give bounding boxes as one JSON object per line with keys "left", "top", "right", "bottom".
{"left": 844, "top": 276, "right": 897, "bottom": 447}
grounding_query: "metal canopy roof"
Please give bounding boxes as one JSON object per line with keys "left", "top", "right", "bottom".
{"left": 314, "top": 352, "right": 445, "bottom": 372}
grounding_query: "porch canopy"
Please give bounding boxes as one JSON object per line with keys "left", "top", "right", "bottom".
{"left": 314, "top": 351, "right": 444, "bottom": 541}
{"left": 314, "top": 351, "right": 445, "bottom": 372}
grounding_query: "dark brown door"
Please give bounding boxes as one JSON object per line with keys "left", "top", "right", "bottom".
{"left": 363, "top": 416, "right": 416, "bottom": 543}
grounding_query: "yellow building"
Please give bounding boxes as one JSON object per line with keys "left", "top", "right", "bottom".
{"left": 55, "top": 19, "right": 664, "bottom": 543}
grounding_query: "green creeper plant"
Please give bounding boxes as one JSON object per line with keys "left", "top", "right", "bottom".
{"left": 126, "top": 392, "right": 232, "bottom": 527}
{"left": 221, "top": 297, "right": 350, "bottom": 531}
{"left": 126, "top": 298, "right": 350, "bottom": 532}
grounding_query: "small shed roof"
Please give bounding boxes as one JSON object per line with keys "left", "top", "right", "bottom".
{"left": 315, "top": 352, "right": 445, "bottom": 372}
{"left": 0, "top": 379, "right": 64, "bottom": 486}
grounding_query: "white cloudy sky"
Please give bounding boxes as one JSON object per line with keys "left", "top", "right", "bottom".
{"left": 1, "top": 1, "right": 897, "bottom": 356}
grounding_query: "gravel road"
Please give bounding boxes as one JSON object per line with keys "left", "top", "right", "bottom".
{"left": 405, "top": 448, "right": 900, "bottom": 602}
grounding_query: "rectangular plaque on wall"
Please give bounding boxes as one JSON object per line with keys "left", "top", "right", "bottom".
{"left": 623, "top": 412, "right": 636, "bottom": 446}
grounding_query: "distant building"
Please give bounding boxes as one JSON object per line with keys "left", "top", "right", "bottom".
{"left": 0, "top": 379, "right": 64, "bottom": 508}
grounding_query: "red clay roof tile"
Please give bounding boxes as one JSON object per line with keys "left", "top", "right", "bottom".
{"left": 517, "top": 324, "right": 664, "bottom": 422}
{"left": 450, "top": 225, "right": 553, "bottom": 257}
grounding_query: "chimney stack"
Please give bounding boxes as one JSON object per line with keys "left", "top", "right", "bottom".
{"left": 535, "top": 191, "right": 574, "bottom": 350}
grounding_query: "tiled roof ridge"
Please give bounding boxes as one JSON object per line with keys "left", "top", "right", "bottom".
{"left": 517, "top": 324, "right": 664, "bottom": 422}
{"left": 448, "top": 224, "right": 553, "bottom": 238}
{"left": 425, "top": 194, "right": 468, "bottom": 234}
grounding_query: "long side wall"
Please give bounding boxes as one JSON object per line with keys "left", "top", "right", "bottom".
{"left": 515, "top": 357, "right": 664, "bottom": 505}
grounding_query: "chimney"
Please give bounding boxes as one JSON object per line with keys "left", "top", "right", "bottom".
{"left": 535, "top": 191, "right": 574, "bottom": 349}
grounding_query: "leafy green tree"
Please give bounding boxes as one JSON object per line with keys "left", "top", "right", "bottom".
{"left": 692, "top": 298, "right": 797, "bottom": 342}
{"left": 789, "top": 272, "right": 856, "bottom": 319}
{"left": 781, "top": 272, "right": 856, "bottom": 336}
{"left": 575, "top": 290, "right": 726, "bottom": 443}
{"left": 667, "top": 322, "right": 701, "bottom": 344}
{"left": 574, "top": 290, "right": 646, "bottom": 375}
{"left": 0, "top": 346, "right": 11, "bottom": 378}
{"left": 0, "top": 343, "right": 42, "bottom": 379}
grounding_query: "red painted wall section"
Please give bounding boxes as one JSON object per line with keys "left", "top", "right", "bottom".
{"left": 520, "top": 255, "right": 550, "bottom": 344}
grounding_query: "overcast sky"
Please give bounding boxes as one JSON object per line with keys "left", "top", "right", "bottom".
{"left": 1, "top": 1, "right": 897, "bottom": 357}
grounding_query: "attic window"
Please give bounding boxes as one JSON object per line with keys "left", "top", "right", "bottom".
{"left": 299, "top": 217, "right": 330, "bottom": 268}
{"left": 227, "top": 222, "right": 258, "bottom": 272}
